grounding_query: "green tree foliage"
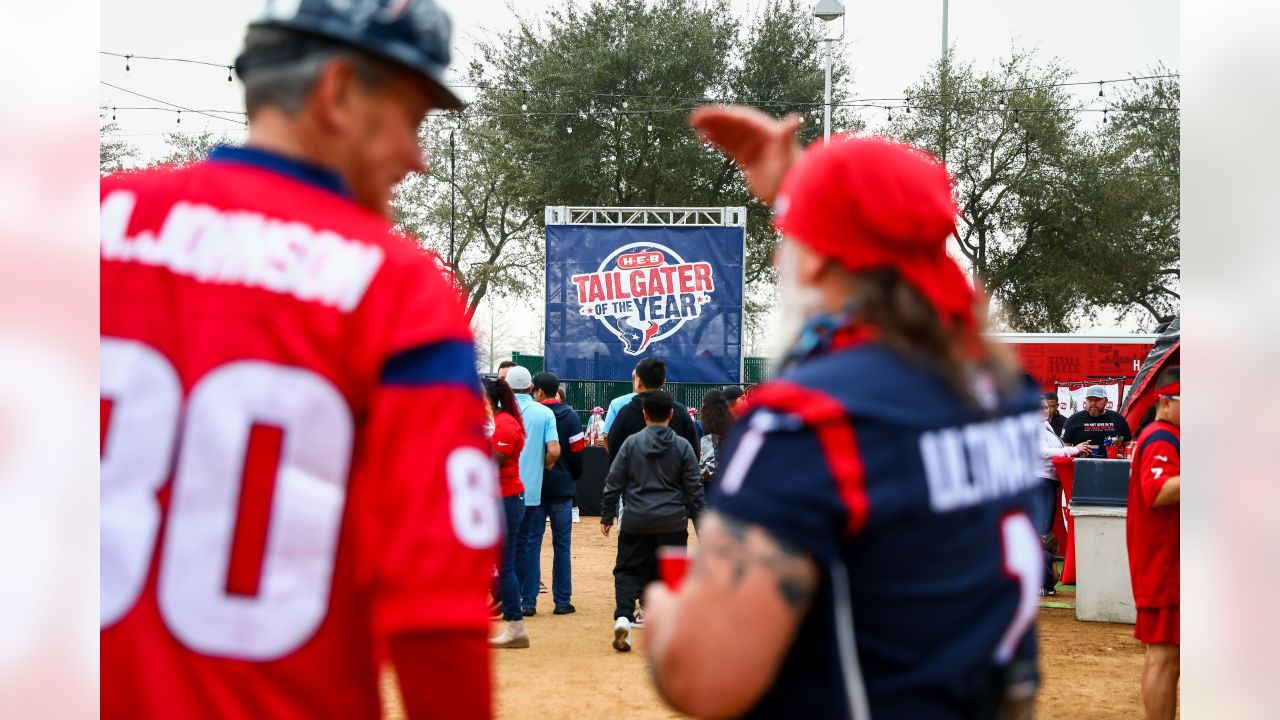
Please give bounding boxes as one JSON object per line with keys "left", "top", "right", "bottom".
{"left": 99, "top": 121, "right": 138, "bottom": 175}
{"left": 892, "top": 51, "right": 1179, "bottom": 330}
{"left": 394, "top": 0, "right": 856, "bottom": 315}
{"left": 151, "top": 129, "right": 232, "bottom": 168}
{"left": 396, "top": 120, "right": 543, "bottom": 320}
{"left": 1090, "top": 69, "right": 1180, "bottom": 326}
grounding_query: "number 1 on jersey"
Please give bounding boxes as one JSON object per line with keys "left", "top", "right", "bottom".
{"left": 995, "top": 512, "right": 1043, "bottom": 664}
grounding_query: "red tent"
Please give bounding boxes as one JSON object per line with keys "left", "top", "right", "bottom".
{"left": 1121, "top": 318, "right": 1180, "bottom": 430}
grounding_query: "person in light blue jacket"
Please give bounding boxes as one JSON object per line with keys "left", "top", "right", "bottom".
{"left": 505, "top": 366, "right": 560, "bottom": 615}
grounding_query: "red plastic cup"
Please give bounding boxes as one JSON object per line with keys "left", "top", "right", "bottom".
{"left": 1105, "top": 445, "right": 1120, "bottom": 459}
{"left": 658, "top": 546, "right": 691, "bottom": 590}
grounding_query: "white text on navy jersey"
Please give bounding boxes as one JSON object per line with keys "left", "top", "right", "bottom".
{"left": 918, "top": 411, "right": 1043, "bottom": 512}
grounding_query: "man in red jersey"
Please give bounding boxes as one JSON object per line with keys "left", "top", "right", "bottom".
{"left": 1126, "top": 366, "right": 1181, "bottom": 720}
{"left": 100, "top": 1, "right": 500, "bottom": 718}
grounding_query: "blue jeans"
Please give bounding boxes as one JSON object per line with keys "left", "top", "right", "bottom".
{"left": 1036, "top": 479, "right": 1059, "bottom": 537}
{"left": 517, "top": 498, "right": 573, "bottom": 609}
{"left": 499, "top": 494, "right": 525, "bottom": 621}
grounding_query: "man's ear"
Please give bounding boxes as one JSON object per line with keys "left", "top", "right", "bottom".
{"left": 310, "top": 58, "right": 358, "bottom": 134}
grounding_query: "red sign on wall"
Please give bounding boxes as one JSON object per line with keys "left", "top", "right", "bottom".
{"left": 1000, "top": 338, "right": 1154, "bottom": 391}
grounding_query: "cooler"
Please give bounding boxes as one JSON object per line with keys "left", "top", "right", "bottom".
{"left": 1069, "top": 458, "right": 1136, "bottom": 624}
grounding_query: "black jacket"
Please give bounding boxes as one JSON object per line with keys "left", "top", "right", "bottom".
{"left": 607, "top": 392, "right": 700, "bottom": 466}
{"left": 542, "top": 400, "right": 584, "bottom": 501}
{"left": 600, "top": 425, "right": 705, "bottom": 534}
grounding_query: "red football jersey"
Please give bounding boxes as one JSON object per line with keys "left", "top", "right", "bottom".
{"left": 100, "top": 147, "right": 499, "bottom": 719}
{"left": 490, "top": 411, "right": 525, "bottom": 498}
{"left": 1126, "top": 419, "right": 1180, "bottom": 608}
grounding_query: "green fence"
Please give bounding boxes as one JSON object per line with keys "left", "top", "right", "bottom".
{"left": 504, "top": 353, "right": 773, "bottom": 426}
{"left": 510, "top": 351, "right": 544, "bottom": 374}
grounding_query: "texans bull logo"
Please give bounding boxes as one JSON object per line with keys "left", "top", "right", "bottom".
{"left": 570, "top": 242, "right": 716, "bottom": 356}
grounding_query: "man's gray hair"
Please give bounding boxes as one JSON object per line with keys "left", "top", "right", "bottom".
{"left": 240, "top": 26, "right": 402, "bottom": 116}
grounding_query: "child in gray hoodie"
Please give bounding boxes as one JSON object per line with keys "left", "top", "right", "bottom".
{"left": 600, "top": 390, "right": 706, "bottom": 651}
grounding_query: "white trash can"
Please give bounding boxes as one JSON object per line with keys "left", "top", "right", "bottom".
{"left": 1070, "top": 503, "right": 1137, "bottom": 624}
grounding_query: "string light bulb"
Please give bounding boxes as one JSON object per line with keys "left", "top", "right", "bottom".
{"left": 112, "top": 107, "right": 117, "bottom": 121}
{"left": 1013, "top": 110, "right": 1020, "bottom": 129}
{"left": 176, "top": 111, "right": 181, "bottom": 125}
{"left": 567, "top": 125, "right": 573, "bottom": 134}
{"left": 622, "top": 100, "right": 628, "bottom": 109}
{"left": 1098, "top": 82, "right": 1104, "bottom": 98}
{"left": 125, "top": 54, "right": 131, "bottom": 72}
{"left": 227, "top": 66, "right": 233, "bottom": 82}
{"left": 1102, "top": 109, "right": 1108, "bottom": 124}
{"left": 521, "top": 90, "right": 528, "bottom": 113}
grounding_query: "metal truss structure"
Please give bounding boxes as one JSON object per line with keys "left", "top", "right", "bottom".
{"left": 544, "top": 206, "right": 747, "bottom": 227}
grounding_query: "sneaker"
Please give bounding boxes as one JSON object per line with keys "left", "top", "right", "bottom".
{"left": 489, "top": 620, "right": 530, "bottom": 649}
{"left": 539, "top": 581, "right": 548, "bottom": 594}
{"left": 632, "top": 605, "right": 645, "bottom": 628}
{"left": 553, "top": 603, "right": 576, "bottom": 615}
{"left": 571, "top": 506, "right": 581, "bottom": 523}
{"left": 521, "top": 606, "right": 536, "bottom": 617}
{"left": 612, "top": 617, "right": 632, "bottom": 652}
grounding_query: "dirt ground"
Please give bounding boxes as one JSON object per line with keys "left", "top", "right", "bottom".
{"left": 387, "top": 516, "right": 1151, "bottom": 718}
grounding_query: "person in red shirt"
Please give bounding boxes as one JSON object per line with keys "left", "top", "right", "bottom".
{"left": 1126, "top": 366, "right": 1181, "bottom": 720}
{"left": 100, "top": 2, "right": 500, "bottom": 718}
{"left": 482, "top": 377, "right": 530, "bottom": 648}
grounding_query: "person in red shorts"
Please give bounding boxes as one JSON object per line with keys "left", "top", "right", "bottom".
{"left": 1126, "top": 366, "right": 1181, "bottom": 720}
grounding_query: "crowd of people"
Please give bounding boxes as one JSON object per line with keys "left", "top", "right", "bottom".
{"left": 100, "top": 1, "right": 1179, "bottom": 718}
{"left": 482, "top": 356, "right": 750, "bottom": 652}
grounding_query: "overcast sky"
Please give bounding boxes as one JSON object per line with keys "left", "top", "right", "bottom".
{"left": 100, "top": 0, "right": 1179, "bottom": 346}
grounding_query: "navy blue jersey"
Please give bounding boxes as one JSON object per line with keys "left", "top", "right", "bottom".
{"left": 542, "top": 400, "right": 585, "bottom": 501}
{"left": 711, "top": 342, "right": 1043, "bottom": 719}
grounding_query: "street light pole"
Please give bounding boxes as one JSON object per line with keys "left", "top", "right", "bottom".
{"left": 449, "top": 127, "right": 455, "bottom": 265}
{"left": 813, "top": 0, "right": 845, "bottom": 144}
{"left": 824, "top": 38, "right": 833, "bottom": 142}
{"left": 939, "top": 0, "right": 949, "bottom": 164}
{"left": 942, "top": 0, "right": 949, "bottom": 62}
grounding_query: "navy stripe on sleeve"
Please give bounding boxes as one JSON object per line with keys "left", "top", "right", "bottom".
{"left": 380, "top": 339, "right": 480, "bottom": 392}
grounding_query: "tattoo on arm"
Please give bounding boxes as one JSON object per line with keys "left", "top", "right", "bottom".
{"left": 694, "top": 513, "right": 818, "bottom": 611}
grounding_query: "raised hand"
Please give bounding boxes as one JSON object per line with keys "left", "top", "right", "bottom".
{"left": 689, "top": 105, "right": 804, "bottom": 206}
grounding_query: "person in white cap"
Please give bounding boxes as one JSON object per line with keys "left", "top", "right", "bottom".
{"left": 503, "top": 366, "right": 561, "bottom": 617}
{"left": 1061, "top": 385, "right": 1132, "bottom": 454}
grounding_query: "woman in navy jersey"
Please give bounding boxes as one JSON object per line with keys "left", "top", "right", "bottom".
{"left": 642, "top": 107, "right": 1043, "bottom": 720}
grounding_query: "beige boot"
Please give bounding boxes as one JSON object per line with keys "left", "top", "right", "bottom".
{"left": 489, "top": 620, "right": 530, "bottom": 649}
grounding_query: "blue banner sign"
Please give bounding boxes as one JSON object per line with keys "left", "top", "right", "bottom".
{"left": 545, "top": 224, "right": 744, "bottom": 383}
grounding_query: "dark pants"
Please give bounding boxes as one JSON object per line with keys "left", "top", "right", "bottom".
{"left": 613, "top": 529, "right": 687, "bottom": 621}
{"left": 1035, "top": 478, "right": 1059, "bottom": 536}
{"left": 1035, "top": 479, "right": 1060, "bottom": 592}
{"left": 498, "top": 494, "right": 525, "bottom": 621}
{"left": 517, "top": 498, "right": 574, "bottom": 609}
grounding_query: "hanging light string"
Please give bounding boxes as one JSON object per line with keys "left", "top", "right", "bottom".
{"left": 100, "top": 81, "right": 247, "bottom": 125}
{"left": 100, "top": 51, "right": 1175, "bottom": 110}
{"left": 100, "top": 90, "right": 1170, "bottom": 130}
{"left": 102, "top": 50, "right": 234, "bottom": 82}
